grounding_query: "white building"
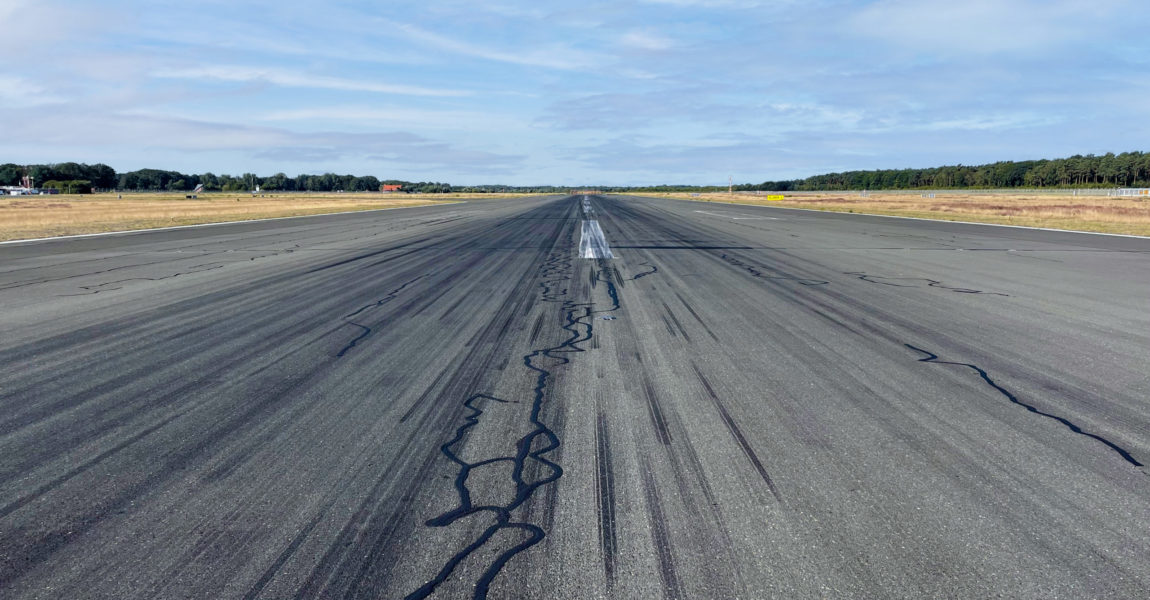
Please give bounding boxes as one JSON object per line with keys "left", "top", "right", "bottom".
{"left": 0, "top": 186, "right": 34, "bottom": 195}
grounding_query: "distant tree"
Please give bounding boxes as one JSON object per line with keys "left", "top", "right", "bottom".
{"left": 0, "top": 163, "right": 22, "bottom": 185}
{"left": 262, "top": 173, "right": 289, "bottom": 191}
{"left": 90, "top": 164, "right": 117, "bottom": 189}
{"left": 352, "top": 176, "right": 380, "bottom": 191}
{"left": 42, "top": 179, "right": 93, "bottom": 194}
{"left": 220, "top": 175, "right": 246, "bottom": 192}
{"left": 199, "top": 172, "right": 220, "bottom": 191}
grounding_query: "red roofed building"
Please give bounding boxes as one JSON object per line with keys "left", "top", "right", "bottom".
{"left": 381, "top": 184, "right": 403, "bottom": 193}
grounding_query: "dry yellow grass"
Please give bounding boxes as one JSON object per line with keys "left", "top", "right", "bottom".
{"left": 630, "top": 192, "right": 1150, "bottom": 237}
{"left": 0, "top": 192, "right": 522, "bottom": 242}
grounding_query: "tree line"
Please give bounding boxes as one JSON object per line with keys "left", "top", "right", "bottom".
{"left": 0, "top": 163, "right": 116, "bottom": 190}
{"left": 3, "top": 151, "right": 1149, "bottom": 194}
{"left": 744, "top": 152, "right": 1150, "bottom": 192}
{"left": 0, "top": 163, "right": 454, "bottom": 193}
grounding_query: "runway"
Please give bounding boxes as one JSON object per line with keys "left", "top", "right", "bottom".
{"left": 1, "top": 194, "right": 1148, "bottom": 599}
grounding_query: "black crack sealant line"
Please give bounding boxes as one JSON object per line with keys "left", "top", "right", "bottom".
{"left": 719, "top": 253, "right": 828, "bottom": 286}
{"left": 335, "top": 275, "right": 427, "bottom": 357}
{"left": 847, "top": 272, "right": 1009, "bottom": 296}
{"left": 408, "top": 242, "right": 621, "bottom": 600}
{"left": 5, "top": 253, "right": 218, "bottom": 292}
{"left": 59, "top": 262, "right": 226, "bottom": 296}
{"left": 628, "top": 261, "right": 658, "bottom": 281}
{"left": 906, "top": 344, "right": 1143, "bottom": 468}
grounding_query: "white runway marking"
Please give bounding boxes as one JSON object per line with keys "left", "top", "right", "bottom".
{"left": 580, "top": 220, "right": 615, "bottom": 259}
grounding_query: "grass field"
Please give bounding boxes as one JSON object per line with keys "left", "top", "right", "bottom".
{"left": 631, "top": 192, "right": 1150, "bottom": 236}
{"left": 0, "top": 192, "right": 520, "bottom": 242}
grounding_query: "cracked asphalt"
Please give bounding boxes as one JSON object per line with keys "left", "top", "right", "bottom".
{"left": 1, "top": 194, "right": 1148, "bottom": 599}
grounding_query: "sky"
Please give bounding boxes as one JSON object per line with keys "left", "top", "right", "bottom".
{"left": 1, "top": 0, "right": 1148, "bottom": 186}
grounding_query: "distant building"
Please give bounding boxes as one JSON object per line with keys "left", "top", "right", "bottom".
{"left": 1113, "top": 188, "right": 1150, "bottom": 197}
{"left": 381, "top": 184, "right": 403, "bottom": 193}
{"left": 1, "top": 186, "right": 35, "bottom": 195}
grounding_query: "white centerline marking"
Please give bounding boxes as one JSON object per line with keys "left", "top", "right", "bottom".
{"left": 694, "top": 210, "right": 779, "bottom": 220}
{"left": 580, "top": 220, "right": 615, "bottom": 259}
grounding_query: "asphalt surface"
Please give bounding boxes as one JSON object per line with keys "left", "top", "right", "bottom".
{"left": 1, "top": 194, "right": 1149, "bottom": 599}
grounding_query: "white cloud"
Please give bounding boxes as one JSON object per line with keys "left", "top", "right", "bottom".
{"left": 259, "top": 105, "right": 528, "bottom": 132}
{"left": 0, "top": 108, "right": 523, "bottom": 171}
{"left": 0, "top": 0, "right": 29, "bottom": 21}
{"left": 620, "top": 30, "right": 676, "bottom": 51}
{"left": 916, "top": 114, "right": 1060, "bottom": 131}
{"left": 389, "top": 21, "right": 601, "bottom": 70}
{"left": 638, "top": 0, "right": 774, "bottom": 7}
{"left": 151, "top": 65, "right": 471, "bottom": 97}
{"left": 0, "top": 77, "right": 65, "bottom": 108}
{"left": 0, "top": 0, "right": 115, "bottom": 53}
{"left": 848, "top": 0, "right": 1134, "bottom": 54}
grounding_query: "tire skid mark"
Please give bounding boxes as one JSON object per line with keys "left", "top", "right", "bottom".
{"left": 281, "top": 387, "right": 466, "bottom": 600}
{"left": 400, "top": 370, "right": 450, "bottom": 424}
{"left": 638, "top": 367, "right": 750, "bottom": 598}
{"left": 360, "top": 247, "right": 430, "bottom": 270}
{"left": 439, "top": 287, "right": 475, "bottom": 321}
{"left": 399, "top": 277, "right": 458, "bottom": 318}
{"left": 341, "top": 456, "right": 445, "bottom": 600}
{"left": 638, "top": 457, "right": 684, "bottom": 600}
{"left": 660, "top": 414, "right": 752, "bottom": 599}
{"left": 659, "top": 300, "right": 692, "bottom": 342}
{"left": 641, "top": 374, "right": 674, "bottom": 446}
{"left": 0, "top": 248, "right": 419, "bottom": 428}
{"left": 804, "top": 304, "right": 870, "bottom": 338}
{"left": 732, "top": 261, "right": 1147, "bottom": 473}
{"left": 847, "top": 272, "right": 1009, "bottom": 296}
{"left": 409, "top": 212, "right": 622, "bottom": 599}
{"left": 259, "top": 204, "right": 566, "bottom": 598}
{"left": 0, "top": 365, "right": 331, "bottom": 584}
{"left": 335, "top": 275, "right": 427, "bottom": 357}
{"left": 627, "top": 193, "right": 1141, "bottom": 474}
{"left": 1, "top": 208, "right": 461, "bottom": 295}
{"left": 291, "top": 278, "right": 539, "bottom": 598}
{"left": 0, "top": 209, "right": 527, "bottom": 586}
{"left": 10, "top": 229, "right": 324, "bottom": 294}
{"left": 0, "top": 274, "right": 368, "bottom": 442}
{"left": 690, "top": 363, "right": 782, "bottom": 501}
{"left": 305, "top": 237, "right": 429, "bottom": 274}
{"left": 594, "top": 410, "right": 618, "bottom": 591}
{"left": 906, "top": 344, "right": 1143, "bottom": 468}
{"left": 673, "top": 291, "right": 720, "bottom": 342}
{"left": 528, "top": 311, "right": 547, "bottom": 344}
{"left": 0, "top": 405, "right": 192, "bottom": 521}
{"left": 462, "top": 303, "right": 520, "bottom": 349}
{"left": 240, "top": 509, "right": 327, "bottom": 600}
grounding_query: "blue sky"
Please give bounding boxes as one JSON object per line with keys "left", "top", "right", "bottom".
{"left": 1, "top": 0, "right": 1148, "bottom": 185}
